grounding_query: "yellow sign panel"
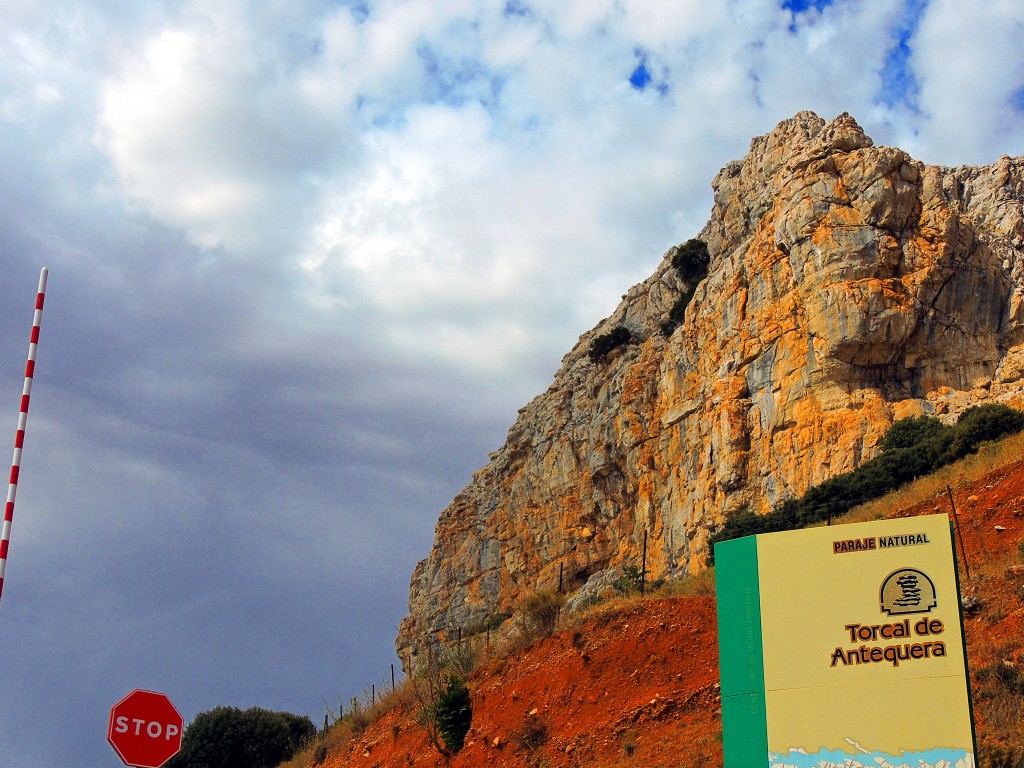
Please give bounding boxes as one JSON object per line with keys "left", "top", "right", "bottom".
{"left": 717, "top": 513, "right": 976, "bottom": 767}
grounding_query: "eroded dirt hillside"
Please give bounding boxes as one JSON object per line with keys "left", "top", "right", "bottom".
{"left": 322, "top": 458, "right": 1024, "bottom": 768}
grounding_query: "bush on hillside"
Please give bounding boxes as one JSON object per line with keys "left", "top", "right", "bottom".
{"left": 671, "top": 238, "right": 710, "bottom": 281}
{"left": 662, "top": 239, "right": 710, "bottom": 335}
{"left": 709, "top": 404, "right": 1024, "bottom": 558}
{"left": 589, "top": 326, "right": 633, "bottom": 362}
{"left": 432, "top": 678, "right": 472, "bottom": 754}
{"left": 949, "top": 404, "right": 1024, "bottom": 457}
{"left": 660, "top": 288, "right": 697, "bottom": 336}
{"left": 877, "top": 415, "right": 947, "bottom": 452}
{"left": 410, "top": 640, "right": 478, "bottom": 757}
{"left": 165, "top": 706, "right": 315, "bottom": 768}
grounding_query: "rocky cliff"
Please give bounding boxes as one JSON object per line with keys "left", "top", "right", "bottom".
{"left": 397, "top": 111, "right": 1024, "bottom": 662}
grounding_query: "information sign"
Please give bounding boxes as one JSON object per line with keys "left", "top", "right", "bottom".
{"left": 716, "top": 513, "right": 976, "bottom": 768}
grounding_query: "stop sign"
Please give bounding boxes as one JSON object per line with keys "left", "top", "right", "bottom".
{"left": 107, "top": 689, "right": 184, "bottom": 768}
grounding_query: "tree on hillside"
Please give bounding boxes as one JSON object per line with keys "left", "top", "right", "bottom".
{"left": 164, "top": 705, "right": 315, "bottom": 768}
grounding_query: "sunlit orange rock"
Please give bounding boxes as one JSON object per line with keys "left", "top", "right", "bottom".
{"left": 397, "top": 111, "right": 1024, "bottom": 663}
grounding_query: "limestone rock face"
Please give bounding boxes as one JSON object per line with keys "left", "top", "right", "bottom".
{"left": 396, "top": 111, "right": 1024, "bottom": 662}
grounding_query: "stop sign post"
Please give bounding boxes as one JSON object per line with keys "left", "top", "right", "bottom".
{"left": 107, "top": 689, "right": 184, "bottom": 768}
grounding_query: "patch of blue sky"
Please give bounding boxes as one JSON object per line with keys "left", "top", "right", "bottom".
{"left": 748, "top": 69, "right": 764, "bottom": 109}
{"left": 875, "top": 0, "right": 928, "bottom": 111}
{"left": 780, "top": 0, "right": 834, "bottom": 12}
{"left": 629, "top": 49, "right": 670, "bottom": 96}
{"left": 781, "top": 0, "right": 834, "bottom": 34}
{"left": 629, "top": 61, "right": 652, "bottom": 89}
{"left": 417, "top": 45, "right": 503, "bottom": 110}
{"left": 1011, "top": 84, "right": 1024, "bottom": 113}
{"left": 503, "top": 0, "right": 531, "bottom": 19}
{"left": 353, "top": 94, "right": 409, "bottom": 131}
{"left": 878, "top": 38, "right": 918, "bottom": 110}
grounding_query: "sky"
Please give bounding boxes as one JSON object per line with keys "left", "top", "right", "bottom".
{"left": 1, "top": 1, "right": 1024, "bottom": 765}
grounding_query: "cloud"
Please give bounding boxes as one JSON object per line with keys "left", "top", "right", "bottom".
{"left": 909, "top": 0, "right": 1024, "bottom": 163}
{"left": 89, "top": 0, "right": 1024, "bottom": 390}
{"left": 89, "top": 2, "right": 732, "bottom": 377}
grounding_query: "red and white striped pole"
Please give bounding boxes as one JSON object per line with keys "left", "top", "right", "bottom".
{"left": 0, "top": 268, "right": 48, "bottom": 607}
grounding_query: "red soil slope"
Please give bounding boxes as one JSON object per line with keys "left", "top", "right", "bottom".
{"left": 323, "top": 460, "right": 1024, "bottom": 768}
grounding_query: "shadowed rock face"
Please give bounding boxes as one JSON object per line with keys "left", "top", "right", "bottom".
{"left": 396, "top": 111, "right": 1024, "bottom": 663}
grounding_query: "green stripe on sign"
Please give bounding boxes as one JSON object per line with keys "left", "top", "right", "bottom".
{"left": 715, "top": 535, "right": 768, "bottom": 767}
{"left": 716, "top": 536, "right": 765, "bottom": 695}
{"left": 722, "top": 690, "right": 768, "bottom": 767}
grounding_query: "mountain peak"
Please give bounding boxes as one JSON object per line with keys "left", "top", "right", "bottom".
{"left": 397, "top": 112, "right": 1024, "bottom": 664}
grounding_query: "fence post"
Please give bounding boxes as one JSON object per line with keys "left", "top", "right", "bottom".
{"left": 947, "top": 485, "right": 971, "bottom": 578}
{"left": 640, "top": 530, "right": 648, "bottom": 595}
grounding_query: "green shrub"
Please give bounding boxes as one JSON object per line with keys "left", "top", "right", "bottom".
{"left": 671, "top": 238, "right": 710, "bottom": 281}
{"left": 878, "top": 415, "right": 946, "bottom": 452}
{"left": 660, "top": 287, "right": 697, "bottom": 336}
{"left": 411, "top": 645, "right": 476, "bottom": 757}
{"left": 612, "top": 565, "right": 643, "bottom": 594}
{"left": 432, "top": 678, "right": 472, "bottom": 754}
{"left": 589, "top": 326, "right": 633, "bottom": 362}
{"left": 165, "top": 706, "right": 315, "bottom": 768}
{"left": 948, "top": 404, "right": 1024, "bottom": 458}
{"left": 709, "top": 405, "right": 1024, "bottom": 559}
{"left": 662, "top": 239, "right": 710, "bottom": 335}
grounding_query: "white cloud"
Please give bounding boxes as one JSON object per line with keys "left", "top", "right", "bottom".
{"left": 911, "top": 0, "right": 1024, "bottom": 164}
{"left": 92, "top": 0, "right": 1024, "bottom": 379}
{"left": 96, "top": 2, "right": 348, "bottom": 252}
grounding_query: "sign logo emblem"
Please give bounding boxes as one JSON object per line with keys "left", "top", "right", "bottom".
{"left": 880, "top": 568, "right": 937, "bottom": 616}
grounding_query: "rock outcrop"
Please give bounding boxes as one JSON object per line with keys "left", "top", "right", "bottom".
{"left": 397, "top": 111, "right": 1024, "bottom": 663}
